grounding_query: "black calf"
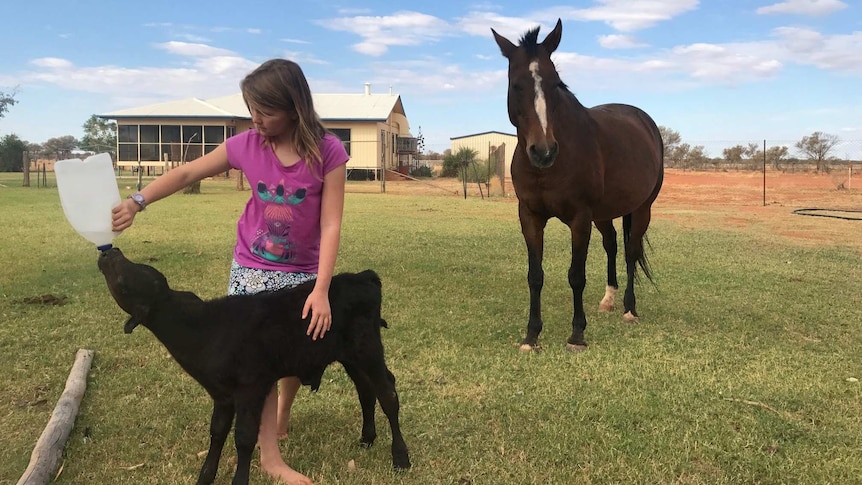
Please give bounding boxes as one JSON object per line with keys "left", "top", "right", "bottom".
{"left": 97, "top": 247, "right": 409, "bottom": 485}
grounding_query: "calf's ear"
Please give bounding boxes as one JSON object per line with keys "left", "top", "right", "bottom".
{"left": 123, "top": 314, "right": 145, "bottom": 334}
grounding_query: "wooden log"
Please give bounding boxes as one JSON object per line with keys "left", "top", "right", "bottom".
{"left": 17, "top": 349, "right": 95, "bottom": 485}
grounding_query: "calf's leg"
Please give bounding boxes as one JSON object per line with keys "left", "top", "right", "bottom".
{"left": 360, "top": 359, "right": 410, "bottom": 470}
{"left": 231, "top": 385, "right": 270, "bottom": 485}
{"left": 196, "top": 399, "right": 234, "bottom": 485}
{"left": 341, "top": 361, "right": 378, "bottom": 447}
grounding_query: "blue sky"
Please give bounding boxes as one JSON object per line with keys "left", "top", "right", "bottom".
{"left": 1, "top": 0, "right": 860, "bottom": 156}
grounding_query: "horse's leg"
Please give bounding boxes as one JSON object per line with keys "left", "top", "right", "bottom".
{"left": 622, "top": 206, "right": 653, "bottom": 323}
{"left": 566, "top": 214, "right": 593, "bottom": 351}
{"left": 518, "top": 203, "right": 548, "bottom": 351}
{"left": 594, "top": 220, "right": 618, "bottom": 312}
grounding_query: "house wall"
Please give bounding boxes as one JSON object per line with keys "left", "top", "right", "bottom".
{"left": 325, "top": 120, "right": 380, "bottom": 170}
{"left": 112, "top": 113, "right": 413, "bottom": 176}
{"left": 327, "top": 112, "right": 412, "bottom": 173}
{"left": 114, "top": 118, "right": 237, "bottom": 170}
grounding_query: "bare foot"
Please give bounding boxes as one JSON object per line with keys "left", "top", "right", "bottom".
{"left": 260, "top": 458, "right": 313, "bottom": 485}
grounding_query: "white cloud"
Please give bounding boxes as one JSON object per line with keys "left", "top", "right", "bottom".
{"left": 456, "top": 11, "right": 546, "bottom": 39}
{"left": 563, "top": 0, "right": 700, "bottom": 32}
{"left": 19, "top": 44, "right": 259, "bottom": 108}
{"left": 321, "top": 11, "right": 451, "bottom": 56}
{"left": 774, "top": 27, "right": 862, "bottom": 72}
{"left": 458, "top": 1, "right": 698, "bottom": 42}
{"left": 155, "top": 41, "right": 236, "bottom": 57}
{"left": 757, "top": 0, "right": 848, "bottom": 16}
{"left": 598, "top": 34, "right": 648, "bottom": 49}
{"left": 30, "top": 58, "right": 74, "bottom": 69}
{"left": 283, "top": 50, "right": 329, "bottom": 66}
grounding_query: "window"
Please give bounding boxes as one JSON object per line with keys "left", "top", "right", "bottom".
{"left": 115, "top": 123, "right": 227, "bottom": 164}
{"left": 183, "top": 125, "right": 203, "bottom": 144}
{"left": 119, "top": 144, "right": 138, "bottom": 162}
{"left": 331, "top": 128, "right": 351, "bottom": 155}
{"left": 140, "top": 125, "right": 159, "bottom": 143}
{"left": 161, "top": 125, "right": 181, "bottom": 143}
{"left": 118, "top": 125, "right": 138, "bottom": 143}
{"left": 204, "top": 126, "right": 224, "bottom": 144}
{"left": 140, "top": 144, "right": 160, "bottom": 161}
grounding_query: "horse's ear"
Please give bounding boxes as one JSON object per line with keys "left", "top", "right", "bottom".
{"left": 542, "top": 19, "right": 563, "bottom": 53}
{"left": 492, "top": 28, "right": 517, "bottom": 58}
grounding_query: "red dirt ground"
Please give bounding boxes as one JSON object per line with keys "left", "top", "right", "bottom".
{"left": 356, "top": 169, "right": 862, "bottom": 251}
{"left": 654, "top": 169, "right": 861, "bottom": 251}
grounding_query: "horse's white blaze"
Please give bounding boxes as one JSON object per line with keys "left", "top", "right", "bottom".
{"left": 529, "top": 60, "right": 548, "bottom": 136}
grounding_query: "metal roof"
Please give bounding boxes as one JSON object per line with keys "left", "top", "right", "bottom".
{"left": 103, "top": 93, "right": 404, "bottom": 122}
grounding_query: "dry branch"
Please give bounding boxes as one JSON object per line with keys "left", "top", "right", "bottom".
{"left": 723, "top": 397, "right": 782, "bottom": 415}
{"left": 17, "top": 349, "right": 95, "bottom": 485}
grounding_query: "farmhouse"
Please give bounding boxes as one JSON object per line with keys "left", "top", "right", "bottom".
{"left": 100, "top": 83, "right": 418, "bottom": 179}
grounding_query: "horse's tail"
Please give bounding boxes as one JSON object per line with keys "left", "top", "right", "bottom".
{"left": 622, "top": 214, "right": 654, "bottom": 284}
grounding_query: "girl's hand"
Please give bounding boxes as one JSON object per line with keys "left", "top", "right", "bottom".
{"left": 112, "top": 198, "right": 141, "bottom": 232}
{"left": 303, "top": 289, "right": 332, "bottom": 340}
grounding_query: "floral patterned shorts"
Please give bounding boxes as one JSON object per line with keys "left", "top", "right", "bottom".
{"left": 227, "top": 259, "right": 316, "bottom": 296}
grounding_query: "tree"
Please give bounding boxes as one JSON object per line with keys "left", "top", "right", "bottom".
{"left": 659, "top": 126, "right": 681, "bottom": 153}
{"left": 80, "top": 115, "right": 117, "bottom": 160}
{"left": 0, "top": 134, "right": 26, "bottom": 172}
{"left": 660, "top": 127, "right": 708, "bottom": 169}
{"left": 0, "top": 87, "right": 17, "bottom": 119}
{"left": 442, "top": 147, "right": 478, "bottom": 178}
{"left": 42, "top": 136, "right": 79, "bottom": 160}
{"left": 795, "top": 131, "right": 839, "bottom": 172}
{"left": 722, "top": 143, "right": 759, "bottom": 169}
{"left": 748, "top": 145, "right": 789, "bottom": 171}
{"left": 658, "top": 126, "right": 682, "bottom": 167}
{"left": 766, "top": 145, "right": 789, "bottom": 170}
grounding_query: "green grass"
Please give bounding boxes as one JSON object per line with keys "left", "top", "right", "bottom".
{"left": 1, "top": 172, "right": 861, "bottom": 484}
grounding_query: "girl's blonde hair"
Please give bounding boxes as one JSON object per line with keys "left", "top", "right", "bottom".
{"left": 240, "top": 59, "right": 328, "bottom": 175}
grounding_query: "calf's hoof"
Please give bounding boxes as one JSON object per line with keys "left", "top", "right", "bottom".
{"left": 622, "top": 311, "right": 640, "bottom": 324}
{"left": 393, "top": 453, "right": 411, "bottom": 470}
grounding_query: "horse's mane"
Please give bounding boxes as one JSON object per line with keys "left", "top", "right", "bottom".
{"left": 519, "top": 26, "right": 541, "bottom": 56}
{"left": 517, "top": 25, "right": 581, "bottom": 106}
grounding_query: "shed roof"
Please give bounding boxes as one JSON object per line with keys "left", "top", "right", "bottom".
{"left": 450, "top": 130, "right": 516, "bottom": 140}
{"left": 103, "top": 93, "right": 404, "bottom": 122}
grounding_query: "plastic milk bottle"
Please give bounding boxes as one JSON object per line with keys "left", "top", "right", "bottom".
{"left": 55, "top": 153, "right": 122, "bottom": 251}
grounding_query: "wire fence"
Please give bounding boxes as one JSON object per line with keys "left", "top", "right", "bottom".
{"left": 666, "top": 139, "right": 862, "bottom": 176}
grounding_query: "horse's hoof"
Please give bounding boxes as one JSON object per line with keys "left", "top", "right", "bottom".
{"left": 623, "top": 311, "right": 640, "bottom": 323}
{"left": 518, "top": 340, "right": 544, "bottom": 352}
{"left": 565, "top": 343, "right": 588, "bottom": 352}
{"left": 598, "top": 302, "right": 614, "bottom": 312}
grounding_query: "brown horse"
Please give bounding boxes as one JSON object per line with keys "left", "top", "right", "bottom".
{"left": 492, "top": 19, "right": 664, "bottom": 352}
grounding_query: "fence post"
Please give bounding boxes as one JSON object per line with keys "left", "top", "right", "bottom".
{"left": 763, "top": 139, "right": 767, "bottom": 206}
{"left": 22, "top": 152, "right": 30, "bottom": 187}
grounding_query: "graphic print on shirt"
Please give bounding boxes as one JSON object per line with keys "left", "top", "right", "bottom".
{"left": 251, "top": 181, "right": 307, "bottom": 263}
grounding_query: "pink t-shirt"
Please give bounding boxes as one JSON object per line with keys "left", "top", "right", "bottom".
{"left": 225, "top": 129, "right": 349, "bottom": 273}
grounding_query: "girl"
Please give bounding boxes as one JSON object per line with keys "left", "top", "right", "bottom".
{"left": 112, "top": 59, "right": 349, "bottom": 485}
